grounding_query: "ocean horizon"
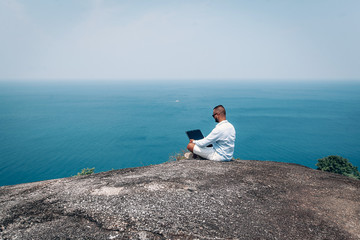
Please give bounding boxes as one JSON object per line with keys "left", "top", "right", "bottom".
{"left": 1, "top": 80, "right": 359, "bottom": 186}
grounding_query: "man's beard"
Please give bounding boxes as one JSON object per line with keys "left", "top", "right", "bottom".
{"left": 215, "top": 117, "right": 219, "bottom": 123}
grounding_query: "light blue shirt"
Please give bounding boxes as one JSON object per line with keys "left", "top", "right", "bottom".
{"left": 194, "top": 120, "right": 236, "bottom": 161}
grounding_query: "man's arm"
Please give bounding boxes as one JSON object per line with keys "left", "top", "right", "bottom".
{"left": 193, "top": 128, "right": 220, "bottom": 148}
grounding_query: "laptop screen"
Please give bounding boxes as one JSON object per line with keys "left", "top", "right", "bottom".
{"left": 186, "top": 129, "right": 204, "bottom": 140}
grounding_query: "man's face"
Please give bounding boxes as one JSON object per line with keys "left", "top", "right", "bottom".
{"left": 212, "top": 110, "right": 219, "bottom": 123}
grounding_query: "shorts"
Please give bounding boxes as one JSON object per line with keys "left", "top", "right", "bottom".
{"left": 193, "top": 145, "right": 225, "bottom": 161}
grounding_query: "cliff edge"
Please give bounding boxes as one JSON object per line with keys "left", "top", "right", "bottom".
{"left": 0, "top": 159, "right": 359, "bottom": 239}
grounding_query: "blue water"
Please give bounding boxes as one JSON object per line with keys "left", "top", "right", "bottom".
{"left": 1, "top": 80, "right": 359, "bottom": 186}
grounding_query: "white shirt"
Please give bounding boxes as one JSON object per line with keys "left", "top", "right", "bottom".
{"left": 194, "top": 120, "right": 236, "bottom": 161}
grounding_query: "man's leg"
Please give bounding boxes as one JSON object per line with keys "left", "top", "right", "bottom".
{"left": 186, "top": 142, "right": 200, "bottom": 159}
{"left": 191, "top": 145, "right": 217, "bottom": 160}
{"left": 187, "top": 143, "right": 225, "bottom": 161}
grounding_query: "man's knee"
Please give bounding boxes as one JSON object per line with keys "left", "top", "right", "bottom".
{"left": 187, "top": 143, "right": 195, "bottom": 152}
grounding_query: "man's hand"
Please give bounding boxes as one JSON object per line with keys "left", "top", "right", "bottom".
{"left": 189, "top": 139, "right": 195, "bottom": 143}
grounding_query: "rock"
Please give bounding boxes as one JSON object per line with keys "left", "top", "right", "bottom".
{"left": 0, "top": 159, "right": 359, "bottom": 239}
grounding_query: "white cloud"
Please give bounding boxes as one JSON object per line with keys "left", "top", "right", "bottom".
{"left": 1, "top": 0, "right": 359, "bottom": 81}
{"left": 0, "top": 0, "right": 52, "bottom": 79}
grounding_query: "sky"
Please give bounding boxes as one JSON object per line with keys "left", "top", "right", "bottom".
{"left": 0, "top": 0, "right": 359, "bottom": 81}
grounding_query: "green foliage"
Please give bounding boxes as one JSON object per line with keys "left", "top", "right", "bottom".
{"left": 316, "top": 155, "right": 360, "bottom": 180}
{"left": 168, "top": 149, "right": 187, "bottom": 162}
{"left": 77, "top": 167, "right": 95, "bottom": 176}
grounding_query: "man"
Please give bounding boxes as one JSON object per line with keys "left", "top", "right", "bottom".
{"left": 187, "top": 105, "right": 236, "bottom": 161}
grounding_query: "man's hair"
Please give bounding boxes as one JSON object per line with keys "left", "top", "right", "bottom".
{"left": 214, "top": 105, "right": 226, "bottom": 116}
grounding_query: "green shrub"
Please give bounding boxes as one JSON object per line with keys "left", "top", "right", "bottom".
{"left": 77, "top": 167, "right": 95, "bottom": 176}
{"left": 316, "top": 155, "right": 360, "bottom": 180}
{"left": 168, "top": 149, "right": 187, "bottom": 162}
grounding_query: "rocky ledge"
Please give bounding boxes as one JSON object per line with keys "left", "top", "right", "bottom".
{"left": 0, "top": 159, "right": 359, "bottom": 240}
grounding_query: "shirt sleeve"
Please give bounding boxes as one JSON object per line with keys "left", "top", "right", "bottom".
{"left": 194, "top": 127, "right": 220, "bottom": 148}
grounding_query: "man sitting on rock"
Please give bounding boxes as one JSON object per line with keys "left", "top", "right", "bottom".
{"left": 186, "top": 105, "right": 236, "bottom": 161}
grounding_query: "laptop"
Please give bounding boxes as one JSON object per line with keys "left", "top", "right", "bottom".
{"left": 186, "top": 129, "right": 212, "bottom": 147}
{"left": 186, "top": 129, "right": 204, "bottom": 140}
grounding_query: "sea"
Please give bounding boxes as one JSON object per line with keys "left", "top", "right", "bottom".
{"left": 1, "top": 80, "right": 359, "bottom": 186}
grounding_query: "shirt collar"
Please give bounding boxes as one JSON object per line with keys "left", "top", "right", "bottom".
{"left": 216, "top": 120, "right": 228, "bottom": 126}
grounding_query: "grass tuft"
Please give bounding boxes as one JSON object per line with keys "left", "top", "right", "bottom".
{"left": 77, "top": 167, "right": 95, "bottom": 176}
{"left": 168, "top": 149, "right": 188, "bottom": 162}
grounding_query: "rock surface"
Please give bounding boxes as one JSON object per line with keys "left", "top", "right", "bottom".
{"left": 0, "top": 159, "right": 359, "bottom": 240}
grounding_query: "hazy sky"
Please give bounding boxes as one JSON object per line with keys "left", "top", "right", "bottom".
{"left": 1, "top": 0, "right": 359, "bottom": 81}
